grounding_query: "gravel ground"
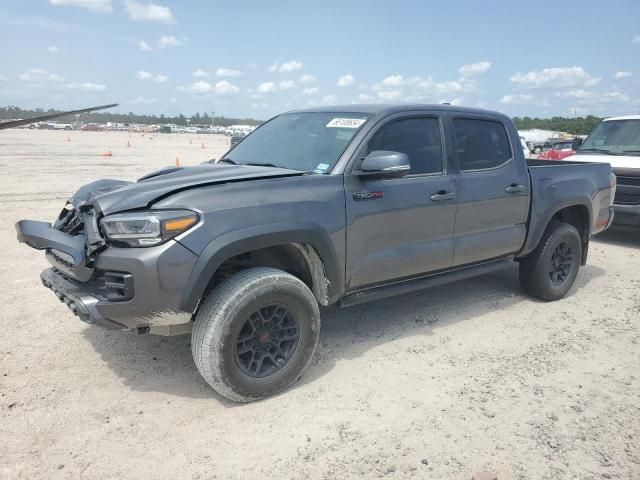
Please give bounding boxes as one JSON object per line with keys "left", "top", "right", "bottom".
{"left": 1, "top": 129, "right": 638, "bottom": 480}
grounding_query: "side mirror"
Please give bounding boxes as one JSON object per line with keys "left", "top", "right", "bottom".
{"left": 571, "top": 137, "right": 583, "bottom": 151}
{"left": 356, "top": 150, "right": 410, "bottom": 178}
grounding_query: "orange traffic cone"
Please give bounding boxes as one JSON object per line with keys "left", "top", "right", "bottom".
{"left": 101, "top": 150, "right": 112, "bottom": 157}
{"left": 175, "top": 156, "right": 180, "bottom": 167}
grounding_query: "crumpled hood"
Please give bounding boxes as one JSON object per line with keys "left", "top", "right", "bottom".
{"left": 74, "top": 164, "right": 305, "bottom": 215}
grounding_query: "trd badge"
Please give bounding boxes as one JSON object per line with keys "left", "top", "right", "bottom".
{"left": 353, "top": 191, "right": 384, "bottom": 201}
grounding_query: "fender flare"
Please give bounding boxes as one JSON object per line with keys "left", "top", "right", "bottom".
{"left": 179, "top": 222, "right": 343, "bottom": 312}
{"left": 518, "top": 197, "right": 593, "bottom": 259}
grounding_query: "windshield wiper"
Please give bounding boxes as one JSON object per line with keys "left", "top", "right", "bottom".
{"left": 218, "top": 158, "right": 238, "bottom": 164}
{"left": 243, "top": 162, "right": 280, "bottom": 168}
{"left": 578, "top": 148, "right": 621, "bottom": 155}
{"left": 622, "top": 150, "right": 640, "bottom": 155}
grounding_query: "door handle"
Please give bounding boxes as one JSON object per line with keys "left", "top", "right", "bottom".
{"left": 430, "top": 190, "right": 456, "bottom": 202}
{"left": 505, "top": 184, "right": 525, "bottom": 194}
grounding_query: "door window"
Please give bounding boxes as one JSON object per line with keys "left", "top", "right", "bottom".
{"left": 453, "top": 118, "right": 512, "bottom": 171}
{"left": 366, "top": 117, "right": 444, "bottom": 175}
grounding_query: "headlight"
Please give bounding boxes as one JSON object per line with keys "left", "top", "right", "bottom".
{"left": 100, "top": 210, "right": 198, "bottom": 247}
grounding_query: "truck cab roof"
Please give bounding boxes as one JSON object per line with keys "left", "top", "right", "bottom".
{"left": 288, "top": 103, "right": 509, "bottom": 119}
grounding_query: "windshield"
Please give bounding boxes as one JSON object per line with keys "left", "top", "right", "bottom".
{"left": 222, "top": 112, "right": 371, "bottom": 173}
{"left": 580, "top": 119, "right": 640, "bottom": 156}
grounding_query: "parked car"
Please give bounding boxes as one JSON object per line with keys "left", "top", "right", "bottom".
{"left": 569, "top": 115, "right": 640, "bottom": 228}
{"left": 16, "top": 104, "right": 615, "bottom": 402}
{"left": 537, "top": 140, "right": 576, "bottom": 160}
{"left": 229, "top": 132, "right": 246, "bottom": 147}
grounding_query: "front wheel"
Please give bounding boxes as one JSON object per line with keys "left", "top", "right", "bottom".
{"left": 192, "top": 267, "right": 320, "bottom": 402}
{"left": 519, "top": 221, "right": 582, "bottom": 301}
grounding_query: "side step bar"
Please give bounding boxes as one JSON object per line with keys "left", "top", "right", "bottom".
{"left": 340, "top": 258, "right": 514, "bottom": 308}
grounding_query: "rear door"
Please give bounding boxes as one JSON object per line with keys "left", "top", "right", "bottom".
{"left": 449, "top": 115, "right": 530, "bottom": 266}
{"left": 344, "top": 113, "right": 457, "bottom": 290}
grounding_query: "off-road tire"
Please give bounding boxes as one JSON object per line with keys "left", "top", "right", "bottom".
{"left": 519, "top": 221, "right": 582, "bottom": 301}
{"left": 192, "top": 267, "right": 320, "bottom": 402}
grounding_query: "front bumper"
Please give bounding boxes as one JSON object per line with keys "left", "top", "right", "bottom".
{"left": 17, "top": 219, "right": 199, "bottom": 331}
{"left": 613, "top": 204, "right": 640, "bottom": 227}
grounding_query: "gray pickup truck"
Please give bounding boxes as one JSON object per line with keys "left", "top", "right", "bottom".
{"left": 17, "top": 104, "right": 615, "bottom": 402}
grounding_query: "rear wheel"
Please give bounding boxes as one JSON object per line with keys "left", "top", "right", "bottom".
{"left": 519, "top": 221, "right": 582, "bottom": 301}
{"left": 192, "top": 267, "right": 320, "bottom": 402}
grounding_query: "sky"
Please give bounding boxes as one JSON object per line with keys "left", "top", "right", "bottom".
{"left": 0, "top": 0, "right": 639, "bottom": 120}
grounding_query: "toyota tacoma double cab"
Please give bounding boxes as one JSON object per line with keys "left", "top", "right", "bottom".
{"left": 16, "top": 104, "right": 615, "bottom": 402}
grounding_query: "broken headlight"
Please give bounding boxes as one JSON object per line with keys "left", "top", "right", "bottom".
{"left": 100, "top": 210, "right": 198, "bottom": 247}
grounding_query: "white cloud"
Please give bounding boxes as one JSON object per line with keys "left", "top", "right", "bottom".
{"left": 381, "top": 75, "right": 405, "bottom": 87}
{"left": 321, "top": 94, "right": 338, "bottom": 105}
{"left": 510, "top": 66, "right": 600, "bottom": 89}
{"left": 124, "top": 0, "right": 175, "bottom": 23}
{"left": 19, "top": 68, "right": 65, "bottom": 83}
{"left": 459, "top": 61, "right": 492, "bottom": 77}
{"left": 130, "top": 96, "right": 157, "bottom": 104}
{"left": 377, "top": 89, "right": 403, "bottom": 101}
{"left": 213, "top": 80, "right": 240, "bottom": 96}
{"left": 138, "top": 40, "right": 152, "bottom": 51}
{"left": 269, "top": 60, "right": 303, "bottom": 73}
{"left": 48, "top": 0, "right": 112, "bottom": 13}
{"left": 66, "top": 82, "right": 106, "bottom": 92}
{"left": 136, "top": 71, "right": 167, "bottom": 82}
{"left": 302, "top": 87, "right": 319, "bottom": 96}
{"left": 602, "top": 92, "right": 630, "bottom": 103}
{"left": 355, "top": 93, "right": 375, "bottom": 103}
{"left": 180, "top": 81, "right": 210, "bottom": 94}
{"left": 0, "top": 74, "right": 8, "bottom": 82}
{"left": 614, "top": 71, "right": 632, "bottom": 79}
{"left": 216, "top": 68, "right": 242, "bottom": 78}
{"left": 193, "top": 69, "right": 209, "bottom": 77}
{"left": 555, "top": 89, "right": 593, "bottom": 99}
{"left": 632, "top": 34, "right": 640, "bottom": 45}
{"left": 299, "top": 74, "right": 316, "bottom": 85}
{"left": 337, "top": 74, "right": 355, "bottom": 87}
{"left": 47, "top": 46, "right": 58, "bottom": 53}
{"left": 257, "top": 82, "right": 276, "bottom": 93}
{"left": 500, "top": 94, "right": 536, "bottom": 105}
{"left": 373, "top": 75, "right": 474, "bottom": 99}
{"left": 179, "top": 80, "right": 240, "bottom": 96}
{"left": 158, "top": 35, "right": 184, "bottom": 48}
{"left": 278, "top": 80, "right": 296, "bottom": 90}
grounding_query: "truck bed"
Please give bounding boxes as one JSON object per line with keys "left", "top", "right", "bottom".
{"left": 519, "top": 157, "right": 614, "bottom": 258}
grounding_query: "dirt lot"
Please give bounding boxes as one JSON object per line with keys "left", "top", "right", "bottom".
{"left": 0, "top": 129, "right": 638, "bottom": 480}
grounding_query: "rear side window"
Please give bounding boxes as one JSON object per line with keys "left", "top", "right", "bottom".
{"left": 453, "top": 118, "right": 512, "bottom": 171}
{"left": 366, "top": 117, "right": 444, "bottom": 175}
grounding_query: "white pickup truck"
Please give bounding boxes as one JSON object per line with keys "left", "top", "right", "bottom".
{"left": 571, "top": 115, "right": 640, "bottom": 228}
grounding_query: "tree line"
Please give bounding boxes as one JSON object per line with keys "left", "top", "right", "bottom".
{"left": 2, "top": 106, "right": 605, "bottom": 135}
{"left": 0, "top": 106, "right": 262, "bottom": 127}
{"left": 512, "top": 116, "right": 603, "bottom": 135}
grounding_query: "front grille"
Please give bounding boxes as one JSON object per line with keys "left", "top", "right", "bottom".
{"left": 614, "top": 192, "right": 640, "bottom": 205}
{"left": 54, "top": 203, "right": 85, "bottom": 234}
{"left": 617, "top": 176, "right": 640, "bottom": 187}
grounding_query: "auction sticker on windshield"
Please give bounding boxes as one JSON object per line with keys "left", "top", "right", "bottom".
{"left": 326, "top": 118, "right": 366, "bottom": 129}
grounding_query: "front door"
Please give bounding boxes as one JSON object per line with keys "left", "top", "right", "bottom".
{"left": 345, "top": 115, "right": 457, "bottom": 290}
{"left": 449, "top": 115, "right": 530, "bottom": 266}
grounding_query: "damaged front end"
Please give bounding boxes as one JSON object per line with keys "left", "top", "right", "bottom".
{"left": 16, "top": 179, "right": 198, "bottom": 334}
